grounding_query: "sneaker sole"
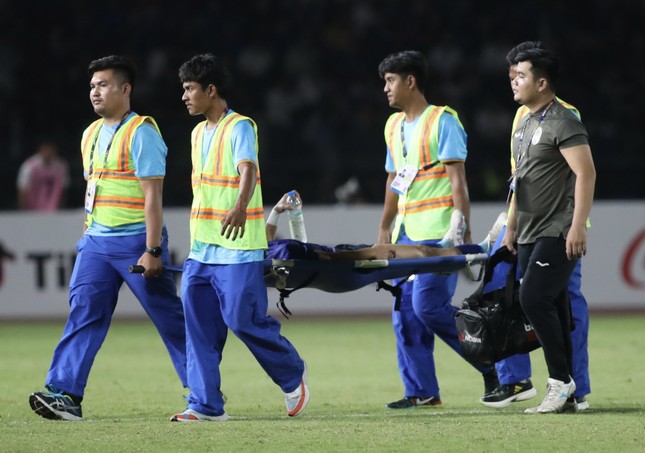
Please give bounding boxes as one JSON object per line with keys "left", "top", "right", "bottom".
{"left": 386, "top": 398, "right": 442, "bottom": 410}
{"left": 386, "top": 403, "right": 442, "bottom": 410}
{"left": 481, "top": 387, "right": 538, "bottom": 409}
{"left": 29, "top": 393, "right": 82, "bottom": 421}
{"left": 524, "top": 404, "right": 574, "bottom": 414}
{"left": 170, "top": 411, "right": 230, "bottom": 422}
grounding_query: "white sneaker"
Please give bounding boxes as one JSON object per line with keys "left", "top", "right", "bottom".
{"left": 285, "top": 362, "right": 310, "bottom": 417}
{"left": 576, "top": 397, "right": 590, "bottom": 411}
{"left": 170, "top": 408, "right": 230, "bottom": 422}
{"left": 481, "top": 211, "right": 508, "bottom": 253}
{"left": 524, "top": 377, "right": 576, "bottom": 414}
{"left": 562, "top": 396, "right": 590, "bottom": 412}
{"left": 441, "top": 209, "right": 466, "bottom": 247}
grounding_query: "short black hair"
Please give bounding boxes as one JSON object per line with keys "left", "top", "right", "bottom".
{"left": 505, "top": 41, "right": 543, "bottom": 67}
{"left": 378, "top": 50, "right": 428, "bottom": 93}
{"left": 178, "top": 54, "right": 230, "bottom": 99}
{"left": 513, "top": 47, "right": 560, "bottom": 91}
{"left": 88, "top": 55, "right": 137, "bottom": 90}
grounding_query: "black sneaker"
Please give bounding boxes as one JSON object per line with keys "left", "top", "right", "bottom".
{"left": 29, "top": 385, "right": 83, "bottom": 421}
{"left": 386, "top": 396, "right": 442, "bottom": 409}
{"left": 480, "top": 380, "right": 538, "bottom": 408}
{"left": 483, "top": 369, "right": 500, "bottom": 395}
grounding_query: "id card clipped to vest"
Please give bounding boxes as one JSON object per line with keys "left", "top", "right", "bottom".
{"left": 390, "top": 163, "right": 418, "bottom": 195}
{"left": 85, "top": 180, "right": 97, "bottom": 214}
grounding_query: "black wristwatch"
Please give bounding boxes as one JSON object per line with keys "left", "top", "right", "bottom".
{"left": 145, "top": 246, "right": 163, "bottom": 258}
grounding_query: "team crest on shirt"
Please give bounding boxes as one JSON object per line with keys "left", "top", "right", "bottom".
{"left": 532, "top": 127, "right": 543, "bottom": 145}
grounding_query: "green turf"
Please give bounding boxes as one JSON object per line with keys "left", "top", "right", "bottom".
{"left": 2, "top": 315, "right": 644, "bottom": 452}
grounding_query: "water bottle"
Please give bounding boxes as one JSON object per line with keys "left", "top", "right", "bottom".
{"left": 286, "top": 190, "right": 308, "bottom": 243}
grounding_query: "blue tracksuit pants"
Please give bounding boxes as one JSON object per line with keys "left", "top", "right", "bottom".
{"left": 393, "top": 227, "right": 493, "bottom": 399}
{"left": 182, "top": 259, "right": 304, "bottom": 416}
{"left": 46, "top": 231, "right": 187, "bottom": 396}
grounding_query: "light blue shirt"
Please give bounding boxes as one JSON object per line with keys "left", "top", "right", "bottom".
{"left": 189, "top": 113, "right": 264, "bottom": 264}
{"left": 201, "top": 118, "right": 258, "bottom": 168}
{"left": 86, "top": 112, "right": 167, "bottom": 236}
{"left": 385, "top": 110, "right": 467, "bottom": 173}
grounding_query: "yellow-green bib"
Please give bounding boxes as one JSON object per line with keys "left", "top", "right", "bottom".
{"left": 189, "top": 112, "right": 267, "bottom": 250}
{"left": 81, "top": 115, "right": 160, "bottom": 227}
{"left": 384, "top": 105, "right": 463, "bottom": 241}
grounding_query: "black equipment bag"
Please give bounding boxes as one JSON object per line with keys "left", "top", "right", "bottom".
{"left": 455, "top": 246, "right": 540, "bottom": 368}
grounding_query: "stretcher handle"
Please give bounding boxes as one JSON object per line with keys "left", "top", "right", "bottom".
{"left": 128, "top": 264, "right": 183, "bottom": 273}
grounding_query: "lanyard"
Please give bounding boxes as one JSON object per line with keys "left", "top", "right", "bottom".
{"left": 514, "top": 99, "right": 554, "bottom": 171}
{"left": 400, "top": 118, "right": 409, "bottom": 158}
{"left": 88, "top": 110, "right": 132, "bottom": 178}
{"left": 507, "top": 99, "right": 555, "bottom": 204}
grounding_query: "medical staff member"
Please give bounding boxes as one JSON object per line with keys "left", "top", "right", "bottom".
{"left": 29, "top": 55, "right": 187, "bottom": 421}
{"left": 171, "top": 54, "right": 309, "bottom": 422}
{"left": 482, "top": 41, "right": 591, "bottom": 412}
{"left": 501, "top": 45, "right": 595, "bottom": 414}
{"left": 376, "top": 50, "right": 499, "bottom": 409}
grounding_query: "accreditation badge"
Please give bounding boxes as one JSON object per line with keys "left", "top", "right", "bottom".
{"left": 532, "top": 127, "right": 543, "bottom": 145}
{"left": 84, "top": 180, "right": 97, "bottom": 214}
{"left": 390, "top": 163, "right": 418, "bottom": 195}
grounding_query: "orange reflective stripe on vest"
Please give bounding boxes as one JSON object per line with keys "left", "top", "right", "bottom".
{"left": 402, "top": 195, "right": 454, "bottom": 214}
{"left": 191, "top": 206, "right": 265, "bottom": 221}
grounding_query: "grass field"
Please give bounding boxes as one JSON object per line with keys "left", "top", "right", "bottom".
{"left": 2, "top": 315, "right": 644, "bottom": 452}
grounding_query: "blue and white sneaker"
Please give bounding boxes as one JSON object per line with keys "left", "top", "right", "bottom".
{"left": 29, "top": 385, "right": 83, "bottom": 421}
{"left": 524, "top": 377, "right": 576, "bottom": 414}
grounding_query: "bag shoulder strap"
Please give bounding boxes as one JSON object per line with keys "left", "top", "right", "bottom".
{"left": 465, "top": 246, "right": 518, "bottom": 307}
{"left": 502, "top": 258, "right": 519, "bottom": 311}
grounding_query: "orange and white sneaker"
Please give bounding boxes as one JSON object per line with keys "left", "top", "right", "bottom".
{"left": 285, "top": 362, "right": 310, "bottom": 417}
{"left": 170, "top": 408, "right": 230, "bottom": 422}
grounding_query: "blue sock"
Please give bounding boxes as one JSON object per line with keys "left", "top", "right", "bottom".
{"left": 456, "top": 244, "right": 485, "bottom": 254}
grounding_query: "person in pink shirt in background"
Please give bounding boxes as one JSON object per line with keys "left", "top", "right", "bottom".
{"left": 17, "top": 140, "right": 70, "bottom": 211}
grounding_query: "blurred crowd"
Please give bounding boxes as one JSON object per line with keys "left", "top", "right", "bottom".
{"left": 1, "top": 0, "right": 643, "bottom": 210}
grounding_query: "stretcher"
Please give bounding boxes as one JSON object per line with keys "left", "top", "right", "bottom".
{"left": 130, "top": 252, "right": 488, "bottom": 315}
{"left": 264, "top": 253, "right": 488, "bottom": 316}
{"left": 265, "top": 253, "right": 488, "bottom": 292}
{"left": 131, "top": 253, "right": 487, "bottom": 291}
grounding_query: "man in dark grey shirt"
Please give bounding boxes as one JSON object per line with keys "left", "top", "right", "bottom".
{"left": 513, "top": 101, "right": 589, "bottom": 242}
{"left": 501, "top": 46, "right": 596, "bottom": 414}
